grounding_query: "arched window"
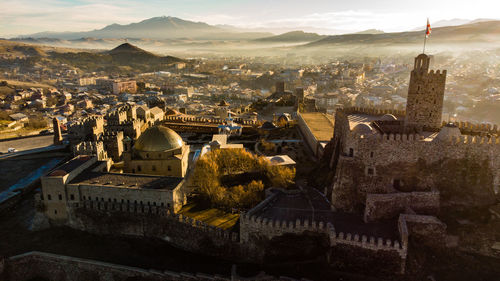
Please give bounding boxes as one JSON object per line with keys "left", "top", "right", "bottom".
{"left": 348, "top": 148, "right": 354, "bottom": 157}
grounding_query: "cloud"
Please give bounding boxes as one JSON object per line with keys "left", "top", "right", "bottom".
{"left": 1, "top": 0, "right": 499, "bottom": 37}
{"left": 0, "top": 0, "right": 152, "bottom": 36}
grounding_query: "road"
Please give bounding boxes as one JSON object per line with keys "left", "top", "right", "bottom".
{"left": 0, "top": 135, "right": 55, "bottom": 154}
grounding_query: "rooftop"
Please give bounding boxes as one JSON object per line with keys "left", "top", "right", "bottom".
{"left": 300, "top": 112, "right": 335, "bottom": 141}
{"left": 255, "top": 189, "right": 398, "bottom": 240}
{"left": 69, "top": 171, "right": 183, "bottom": 190}
{"left": 347, "top": 112, "right": 438, "bottom": 140}
{"left": 48, "top": 156, "right": 93, "bottom": 177}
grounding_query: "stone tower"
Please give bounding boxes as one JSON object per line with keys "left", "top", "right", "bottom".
{"left": 404, "top": 54, "right": 447, "bottom": 130}
{"left": 275, "top": 81, "right": 285, "bottom": 93}
{"left": 53, "top": 117, "right": 63, "bottom": 145}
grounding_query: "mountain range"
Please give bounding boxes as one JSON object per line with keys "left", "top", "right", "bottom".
{"left": 25, "top": 16, "right": 272, "bottom": 40}
{"left": 11, "top": 16, "right": 500, "bottom": 53}
{"left": 307, "top": 20, "right": 500, "bottom": 47}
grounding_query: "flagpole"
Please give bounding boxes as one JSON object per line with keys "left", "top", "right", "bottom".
{"left": 423, "top": 32, "right": 427, "bottom": 54}
{"left": 423, "top": 18, "right": 428, "bottom": 54}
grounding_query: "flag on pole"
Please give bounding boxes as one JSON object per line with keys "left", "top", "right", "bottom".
{"left": 425, "top": 18, "right": 432, "bottom": 38}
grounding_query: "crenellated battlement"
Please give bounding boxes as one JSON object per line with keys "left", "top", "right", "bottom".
{"left": 341, "top": 106, "right": 406, "bottom": 118}
{"left": 448, "top": 135, "right": 500, "bottom": 145}
{"left": 101, "top": 130, "right": 123, "bottom": 139}
{"left": 414, "top": 69, "right": 447, "bottom": 80}
{"left": 350, "top": 130, "right": 500, "bottom": 148}
{"left": 74, "top": 200, "right": 239, "bottom": 242}
{"left": 164, "top": 115, "right": 257, "bottom": 125}
{"left": 106, "top": 110, "right": 127, "bottom": 123}
{"left": 72, "top": 141, "right": 107, "bottom": 160}
{"left": 443, "top": 121, "right": 499, "bottom": 135}
{"left": 239, "top": 213, "right": 405, "bottom": 257}
{"left": 70, "top": 115, "right": 104, "bottom": 128}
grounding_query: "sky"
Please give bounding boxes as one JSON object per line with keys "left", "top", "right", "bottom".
{"left": 1, "top": 0, "right": 499, "bottom": 37}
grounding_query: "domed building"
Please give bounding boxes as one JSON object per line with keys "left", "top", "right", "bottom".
{"left": 123, "top": 125, "right": 189, "bottom": 177}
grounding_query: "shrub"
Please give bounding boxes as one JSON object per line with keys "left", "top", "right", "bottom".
{"left": 27, "top": 117, "right": 48, "bottom": 129}
{"left": 193, "top": 148, "right": 295, "bottom": 210}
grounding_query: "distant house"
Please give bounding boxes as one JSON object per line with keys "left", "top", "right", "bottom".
{"left": 149, "top": 107, "right": 165, "bottom": 123}
{"left": 136, "top": 105, "right": 150, "bottom": 121}
{"left": 9, "top": 113, "right": 28, "bottom": 122}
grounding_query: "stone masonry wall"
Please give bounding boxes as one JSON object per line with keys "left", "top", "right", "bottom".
{"left": 239, "top": 213, "right": 408, "bottom": 274}
{"left": 364, "top": 191, "right": 440, "bottom": 222}
{"left": 330, "top": 108, "right": 500, "bottom": 212}
{"left": 3, "top": 252, "right": 230, "bottom": 281}
{"left": 65, "top": 201, "right": 242, "bottom": 259}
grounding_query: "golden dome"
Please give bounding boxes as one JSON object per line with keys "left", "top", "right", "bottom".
{"left": 134, "top": 126, "right": 184, "bottom": 152}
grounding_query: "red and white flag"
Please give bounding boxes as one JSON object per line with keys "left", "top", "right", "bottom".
{"left": 425, "top": 18, "right": 432, "bottom": 38}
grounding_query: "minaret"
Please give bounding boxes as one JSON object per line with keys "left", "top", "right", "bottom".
{"left": 404, "top": 54, "right": 447, "bottom": 131}
{"left": 53, "top": 117, "right": 63, "bottom": 145}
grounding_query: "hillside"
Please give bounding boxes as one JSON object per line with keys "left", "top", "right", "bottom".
{"left": 306, "top": 20, "right": 500, "bottom": 47}
{"left": 104, "top": 43, "right": 184, "bottom": 65}
{"left": 353, "top": 29, "right": 384, "bottom": 35}
{"left": 0, "top": 40, "right": 48, "bottom": 58}
{"left": 24, "top": 16, "right": 272, "bottom": 40}
{"left": 0, "top": 40, "right": 185, "bottom": 74}
{"left": 255, "top": 31, "right": 326, "bottom": 43}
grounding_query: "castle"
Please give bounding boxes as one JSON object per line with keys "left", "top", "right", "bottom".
{"left": 326, "top": 54, "right": 499, "bottom": 222}
{"left": 33, "top": 53, "right": 500, "bottom": 277}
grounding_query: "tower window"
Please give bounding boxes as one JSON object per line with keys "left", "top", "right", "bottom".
{"left": 370, "top": 151, "right": 374, "bottom": 158}
{"left": 137, "top": 165, "right": 141, "bottom": 172}
{"left": 152, "top": 165, "right": 156, "bottom": 171}
{"left": 168, "top": 166, "right": 171, "bottom": 171}
{"left": 393, "top": 179, "right": 402, "bottom": 189}
{"left": 70, "top": 194, "right": 75, "bottom": 200}
{"left": 54, "top": 209, "right": 57, "bottom": 215}
{"left": 47, "top": 194, "right": 52, "bottom": 201}
{"left": 58, "top": 194, "right": 62, "bottom": 201}
{"left": 348, "top": 148, "right": 354, "bottom": 157}
{"left": 367, "top": 167, "right": 375, "bottom": 176}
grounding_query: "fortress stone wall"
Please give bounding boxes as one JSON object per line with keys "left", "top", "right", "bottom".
{"left": 68, "top": 116, "right": 104, "bottom": 142}
{"left": 364, "top": 190, "right": 440, "bottom": 222}
{"left": 60, "top": 200, "right": 241, "bottom": 257}
{"left": 1, "top": 252, "right": 231, "bottom": 281}
{"left": 329, "top": 108, "right": 500, "bottom": 213}
{"left": 72, "top": 141, "right": 108, "bottom": 160}
{"left": 239, "top": 212, "right": 407, "bottom": 274}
